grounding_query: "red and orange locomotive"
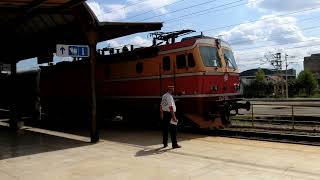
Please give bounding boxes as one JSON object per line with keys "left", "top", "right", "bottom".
{"left": 13, "top": 30, "right": 250, "bottom": 128}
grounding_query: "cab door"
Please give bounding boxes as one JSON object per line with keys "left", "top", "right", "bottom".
{"left": 217, "top": 44, "right": 229, "bottom": 95}
{"left": 222, "top": 48, "right": 238, "bottom": 94}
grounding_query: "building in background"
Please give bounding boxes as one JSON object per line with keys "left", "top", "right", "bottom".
{"left": 240, "top": 68, "right": 296, "bottom": 85}
{"left": 240, "top": 68, "right": 296, "bottom": 96}
{"left": 304, "top": 53, "right": 320, "bottom": 86}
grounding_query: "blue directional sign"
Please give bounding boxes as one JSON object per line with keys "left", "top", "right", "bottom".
{"left": 56, "top": 44, "right": 90, "bottom": 57}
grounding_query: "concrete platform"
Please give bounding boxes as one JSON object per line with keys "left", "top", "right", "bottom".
{"left": 1, "top": 125, "right": 320, "bottom": 179}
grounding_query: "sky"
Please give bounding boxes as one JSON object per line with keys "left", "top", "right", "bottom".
{"left": 18, "top": 0, "right": 320, "bottom": 74}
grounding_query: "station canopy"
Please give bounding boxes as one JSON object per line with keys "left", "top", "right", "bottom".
{"left": 0, "top": 0, "right": 163, "bottom": 63}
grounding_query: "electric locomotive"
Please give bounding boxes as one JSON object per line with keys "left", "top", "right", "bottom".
{"left": 4, "top": 30, "right": 250, "bottom": 129}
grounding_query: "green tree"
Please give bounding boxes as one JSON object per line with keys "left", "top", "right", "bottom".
{"left": 297, "top": 70, "right": 317, "bottom": 96}
{"left": 243, "top": 68, "right": 273, "bottom": 97}
{"left": 255, "top": 68, "right": 265, "bottom": 82}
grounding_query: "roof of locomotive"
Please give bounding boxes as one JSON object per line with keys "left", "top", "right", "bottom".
{"left": 159, "top": 35, "right": 232, "bottom": 52}
{"left": 93, "top": 35, "right": 234, "bottom": 63}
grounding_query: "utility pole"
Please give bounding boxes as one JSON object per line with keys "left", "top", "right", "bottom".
{"left": 285, "top": 54, "right": 288, "bottom": 99}
{"left": 263, "top": 52, "right": 295, "bottom": 98}
{"left": 264, "top": 52, "right": 284, "bottom": 97}
{"left": 284, "top": 54, "right": 295, "bottom": 99}
{"left": 274, "top": 53, "right": 283, "bottom": 97}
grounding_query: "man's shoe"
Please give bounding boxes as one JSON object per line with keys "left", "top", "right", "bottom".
{"left": 163, "top": 144, "right": 168, "bottom": 148}
{"left": 172, "top": 144, "right": 181, "bottom": 149}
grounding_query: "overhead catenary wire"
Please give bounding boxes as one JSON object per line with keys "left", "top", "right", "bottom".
{"left": 96, "top": 1, "right": 320, "bottom": 60}
{"left": 224, "top": 16, "right": 320, "bottom": 44}
{"left": 93, "top": 0, "right": 319, "bottom": 35}
{"left": 237, "top": 54, "right": 309, "bottom": 67}
{"left": 126, "top": 0, "right": 187, "bottom": 20}
{"left": 95, "top": 0, "right": 150, "bottom": 17}
{"left": 155, "top": 5, "right": 320, "bottom": 48}
{"left": 109, "top": 24, "right": 320, "bottom": 51}
{"left": 138, "top": 0, "right": 223, "bottom": 21}
{"left": 93, "top": 0, "right": 319, "bottom": 41}
{"left": 163, "top": 0, "right": 250, "bottom": 23}
{"left": 237, "top": 56, "right": 305, "bottom": 66}
{"left": 234, "top": 38, "right": 320, "bottom": 55}
{"left": 106, "top": 17, "right": 320, "bottom": 50}
{"left": 200, "top": 6, "right": 320, "bottom": 33}
{"left": 93, "top": 0, "right": 249, "bottom": 22}
{"left": 105, "top": 34, "right": 320, "bottom": 57}
{"left": 158, "top": 5, "right": 320, "bottom": 38}
{"left": 228, "top": 26, "right": 320, "bottom": 49}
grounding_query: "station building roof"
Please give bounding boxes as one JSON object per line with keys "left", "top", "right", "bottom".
{"left": 0, "top": 0, "right": 162, "bottom": 63}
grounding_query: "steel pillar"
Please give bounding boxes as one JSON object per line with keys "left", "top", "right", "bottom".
{"left": 9, "top": 62, "right": 23, "bottom": 130}
{"left": 87, "top": 30, "right": 99, "bottom": 143}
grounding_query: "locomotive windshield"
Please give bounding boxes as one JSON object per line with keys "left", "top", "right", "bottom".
{"left": 223, "top": 49, "right": 238, "bottom": 69}
{"left": 199, "top": 46, "right": 221, "bottom": 67}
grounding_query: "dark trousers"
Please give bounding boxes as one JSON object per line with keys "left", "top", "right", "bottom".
{"left": 162, "top": 111, "right": 177, "bottom": 145}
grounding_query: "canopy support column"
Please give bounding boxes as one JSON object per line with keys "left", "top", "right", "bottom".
{"left": 9, "top": 62, "right": 23, "bottom": 130}
{"left": 87, "top": 30, "right": 99, "bottom": 143}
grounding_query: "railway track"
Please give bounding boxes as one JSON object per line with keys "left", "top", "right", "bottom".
{"left": 212, "top": 128, "right": 320, "bottom": 146}
{"left": 206, "top": 100, "right": 320, "bottom": 145}
{"left": 206, "top": 115, "right": 320, "bottom": 146}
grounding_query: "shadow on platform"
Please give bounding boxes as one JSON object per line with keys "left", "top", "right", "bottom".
{"left": 135, "top": 147, "right": 171, "bottom": 157}
{"left": 1, "top": 115, "right": 208, "bottom": 153}
{"left": 0, "top": 125, "right": 89, "bottom": 160}
{"left": 97, "top": 121, "right": 207, "bottom": 147}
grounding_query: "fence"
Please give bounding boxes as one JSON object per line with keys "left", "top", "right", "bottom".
{"left": 232, "top": 102, "right": 320, "bottom": 135}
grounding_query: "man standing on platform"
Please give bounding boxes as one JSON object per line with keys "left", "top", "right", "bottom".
{"left": 160, "top": 85, "right": 181, "bottom": 149}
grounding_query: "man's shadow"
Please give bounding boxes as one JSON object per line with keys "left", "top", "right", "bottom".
{"left": 135, "top": 147, "right": 171, "bottom": 157}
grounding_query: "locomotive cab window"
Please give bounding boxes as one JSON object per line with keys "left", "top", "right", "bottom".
{"left": 136, "top": 62, "right": 143, "bottom": 73}
{"left": 199, "top": 46, "right": 221, "bottom": 67}
{"left": 162, "top": 56, "right": 171, "bottom": 71}
{"left": 223, "top": 49, "right": 238, "bottom": 69}
{"left": 176, "top": 54, "right": 186, "bottom": 69}
{"left": 188, "top": 53, "right": 195, "bottom": 67}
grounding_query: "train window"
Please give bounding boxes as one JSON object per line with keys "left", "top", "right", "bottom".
{"left": 224, "top": 49, "right": 238, "bottom": 69}
{"left": 176, "top": 54, "right": 186, "bottom": 69}
{"left": 162, "top": 56, "right": 171, "bottom": 71}
{"left": 199, "top": 46, "right": 221, "bottom": 67}
{"left": 188, "top": 53, "right": 195, "bottom": 67}
{"left": 136, "top": 62, "right": 143, "bottom": 73}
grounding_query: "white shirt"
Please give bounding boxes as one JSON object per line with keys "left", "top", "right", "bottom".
{"left": 161, "top": 92, "right": 176, "bottom": 112}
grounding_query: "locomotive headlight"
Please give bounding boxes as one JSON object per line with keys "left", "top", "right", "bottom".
{"left": 234, "top": 83, "right": 240, "bottom": 91}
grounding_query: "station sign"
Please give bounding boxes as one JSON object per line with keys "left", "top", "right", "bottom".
{"left": 56, "top": 44, "right": 90, "bottom": 57}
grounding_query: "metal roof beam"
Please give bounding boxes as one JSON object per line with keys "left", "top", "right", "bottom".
{"left": 60, "top": 0, "right": 86, "bottom": 9}
{"left": 26, "top": 0, "right": 48, "bottom": 13}
{"left": 0, "top": 7, "right": 72, "bottom": 15}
